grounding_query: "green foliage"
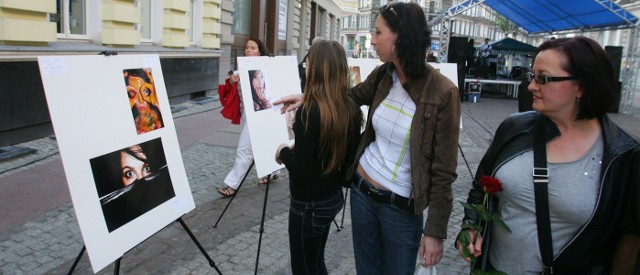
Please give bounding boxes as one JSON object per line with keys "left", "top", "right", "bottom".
{"left": 494, "top": 14, "right": 519, "bottom": 38}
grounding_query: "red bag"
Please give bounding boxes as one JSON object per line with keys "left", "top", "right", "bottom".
{"left": 218, "top": 82, "right": 229, "bottom": 106}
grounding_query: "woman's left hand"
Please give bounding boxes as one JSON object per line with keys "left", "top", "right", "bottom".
{"left": 418, "top": 235, "right": 444, "bottom": 267}
{"left": 274, "top": 94, "right": 303, "bottom": 114}
{"left": 275, "top": 143, "right": 289, "bottom": 164}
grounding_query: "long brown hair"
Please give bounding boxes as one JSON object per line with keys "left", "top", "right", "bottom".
{"left": 302, "top": 40, "right": 362, "bottom": 176}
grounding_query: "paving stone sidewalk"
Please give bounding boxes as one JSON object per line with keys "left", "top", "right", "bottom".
{"left": 1, "top": 97, "right": 637, "bottom": 274}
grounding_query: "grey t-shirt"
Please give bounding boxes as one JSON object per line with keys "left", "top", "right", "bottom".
{"left": 489, "top": 134, "right": 603, "bottom": 274}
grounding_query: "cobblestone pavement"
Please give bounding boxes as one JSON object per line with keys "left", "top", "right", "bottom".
{"left": 1, "top": 96, "right": 637, "bottom": 275}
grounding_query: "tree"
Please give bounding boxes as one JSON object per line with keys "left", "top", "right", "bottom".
{"left": 494, "top": 14, "right": 520, "bottom": 38}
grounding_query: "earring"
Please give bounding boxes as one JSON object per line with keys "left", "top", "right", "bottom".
{"left": 392, "top": 45, "right": 397, "bottom": 57}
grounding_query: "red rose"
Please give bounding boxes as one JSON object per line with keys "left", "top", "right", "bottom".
{"left": 480, "top": 175, "right": 503, "bottom": 195}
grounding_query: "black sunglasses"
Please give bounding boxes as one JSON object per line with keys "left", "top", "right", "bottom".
{"left": 527, "top": 72, "right": 579, "bottom": 84}
{"left": 384, "top": 2, "right": 398, "bottom": 17}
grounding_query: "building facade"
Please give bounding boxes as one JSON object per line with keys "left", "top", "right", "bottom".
{"left": 0, "top": 0, "right": 224, "bottom": 146}
{"left": 339, "top": 0, "right": 513, "bottom": 60}
{"left": 219, "top": 0, "right": 344, "bottom": 78}
{"left": 0, "top": 0, "right": 345, "bottom": 146}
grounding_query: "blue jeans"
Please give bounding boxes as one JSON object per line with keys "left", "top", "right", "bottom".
{"left": 350, "top": 180, "right": 423, "bottom": 275}
{"left": 289, "top": 189, "right": 344, "bottom": 275}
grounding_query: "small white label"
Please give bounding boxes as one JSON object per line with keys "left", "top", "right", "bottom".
{"left": 172, "top": 197, "right": 187, "bottom": 213}
{"left": 39, "top": 57, "right": 68, "bottom": 75}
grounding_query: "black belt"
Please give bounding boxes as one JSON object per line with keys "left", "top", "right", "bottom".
{"left": 353, "top": 172, "right": 414, "bottom": 212}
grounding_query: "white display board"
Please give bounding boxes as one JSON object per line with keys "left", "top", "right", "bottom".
{"left": 236, "top": 56, "right": 302, "bottom": 177}
{"left": 38, "top": 55, "right": 195, "bottom": 273}
{"left": 429, "top": 62, "right": 458, "bottom": 86}
{"left": 347, "top": 57, "right": 383, "bottom": 84}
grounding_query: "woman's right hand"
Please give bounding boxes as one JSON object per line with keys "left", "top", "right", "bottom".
{"left": 456, "top": 230, "right": 483, "bottom": 262}
{"left": 273, "top": 94, "right": 303, "bottom": 114}
{"left": 229, "top": 74, "right": 240, "bottom": 84}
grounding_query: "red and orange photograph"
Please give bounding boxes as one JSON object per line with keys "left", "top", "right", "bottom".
{"left": 124, "top": 68, "right": 165, "bottom": 134}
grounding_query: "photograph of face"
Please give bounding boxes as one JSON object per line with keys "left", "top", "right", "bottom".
{"left": 350, "top": 66, "right": 362, "bottom": 86}
{"left": 123, "top": 68, "right": 164, "bottom": 134}
{"left": 285, "top": 110, "right": 295, "bottom": 140}
{"left": 90, "top": 138, "right": 175, "bottom": 232}
{"left": 249, "top": 69, "right": 273, "bottom": 112}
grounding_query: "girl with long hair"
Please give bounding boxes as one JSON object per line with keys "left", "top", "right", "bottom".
{"left": 276, "top": 40, "right": 362, "bottom": 274}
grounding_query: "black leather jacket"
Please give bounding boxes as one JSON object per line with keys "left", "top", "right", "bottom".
{"left": 463, "top": 111, "right": 640, "bottom": 274}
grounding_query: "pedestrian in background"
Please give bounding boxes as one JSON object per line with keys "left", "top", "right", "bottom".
{"left": 217, "top": 38, "right": 279, "bottom": 198}
{"left": 352, "top": 41, "right": 361, "bottom": 58}
{"left": 275, "top": 40, "right": 362, "bottom": 275}
{"left": 456, "top": 36, "right": 640, "bottom": 274}
{"left": 276, "top": 2, "right": 461, "bottom": 273}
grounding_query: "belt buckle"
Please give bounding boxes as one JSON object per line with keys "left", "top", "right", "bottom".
{"left": 366, "top": 186, "right": 382, "bottom": 202}
{"left": 357, "top": 175, "right": 383, "bottom": 203}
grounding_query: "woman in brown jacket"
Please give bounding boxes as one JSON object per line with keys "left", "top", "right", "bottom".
{"left": 276, "top": 3, "right": 460, "bottom": 274}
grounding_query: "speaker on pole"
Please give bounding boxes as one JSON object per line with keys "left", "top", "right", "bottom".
{"left": 605, "top": 46, "right": 623, "bottom": 80}
{"left": 448, "top": 36, "right": 469, "bottom": 101}
{"left": 605, "top": 46, "right": 623, "bottom": 113}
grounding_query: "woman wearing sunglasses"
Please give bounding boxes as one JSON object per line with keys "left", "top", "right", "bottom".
{"left": 456, "top": 36, "right": 640, "bottom": 274}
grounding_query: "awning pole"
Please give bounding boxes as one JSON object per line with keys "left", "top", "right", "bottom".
{"left": 621, "top": 26, "right": 639, "bottom": 114}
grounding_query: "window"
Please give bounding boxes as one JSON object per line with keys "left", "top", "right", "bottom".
{"left": 51, "top": 0, "right": 87, "bottom": 38}
{"left": 138, "top": 0, "right": 152, "bottom": 40}
{"left": 232, "top": 0, "right": 250, "bottom": 35}
{"left": 187, "top": 0, "right": 196, "bottom": 43}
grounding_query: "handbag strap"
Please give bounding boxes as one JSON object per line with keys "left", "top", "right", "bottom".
{"left": 533, "top": 117, "right": 554, "bottom": 274}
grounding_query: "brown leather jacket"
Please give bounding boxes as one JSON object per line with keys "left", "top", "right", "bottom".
{"left": 347, "top": 62, "right": 460, "bottom": 239}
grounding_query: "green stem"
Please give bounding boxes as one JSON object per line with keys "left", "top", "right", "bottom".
{"left": 482, "top": 192, "right": 488, "bottom": 209}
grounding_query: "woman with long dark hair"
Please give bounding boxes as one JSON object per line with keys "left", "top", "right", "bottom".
{"left": 275, "top": 2, "right": 461, "bottom": 273}
{"left": 276, "top": 40, "right": 362, "bottom": 274}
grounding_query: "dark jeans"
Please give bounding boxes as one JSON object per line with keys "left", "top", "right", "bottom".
{"left": 289, "top": 189, "right": 344, "bottom": 275}
{"left": 350, "top": 179, "right": 423, "bottom": 275}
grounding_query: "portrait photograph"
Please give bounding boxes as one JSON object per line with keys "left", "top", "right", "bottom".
{"left": 248, "top": 69, "right": 273, "bottom": 112}
{"left": 39, "top": 54, "right": 195, "bottom": 272}
{"left": 90, "top": 137, "right": 175, "bottom": 232}
{"left": 285, "top": 110, "right": 295, "bottom": 140}
{"left": 123, "top": 68, "right": 165, "bottom": 134}
{"left": 237, "top": 55, "right": 302, "bottom": 177}
{"left": 350, "top": 66, "right": 362, "bottom": 86}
